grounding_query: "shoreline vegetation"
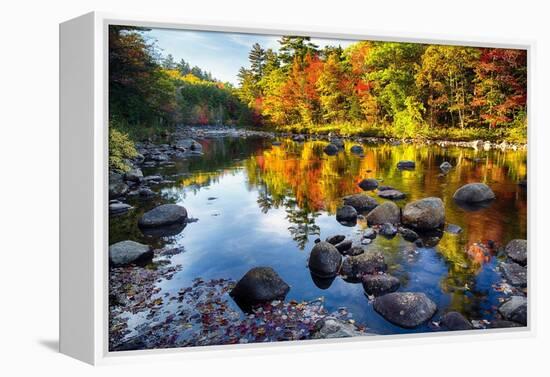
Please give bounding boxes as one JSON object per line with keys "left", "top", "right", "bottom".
{"left": 108, "top": 26, "right": 527, "bottom": 172}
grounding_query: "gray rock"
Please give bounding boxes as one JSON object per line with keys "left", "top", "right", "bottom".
{"left": 343, "top": 194, "right": 378, "bottom": 212}
{"left": 138, "top": 187, "right": 156, "bottom": 198}
{"left": 109, "top": 240, "right": 153, "bottom": 267}
{"left": 439, "top": 312, "right": 472, "bottom": 331}
{"left": 400, "top": 228, "right": 419, "bottom": 242}
{"left": 324, "top": 144, "right": 339, "bottom": 155}
{"left": 453, "top": 183, "right": 495, "bottom": 203}
{"left": 397, "top": 160, "right": 415, "bottom": 170}
{"left": 378, "top": 185, "right": 395, "bottom": 191}
{"left": 109, "top": 202, "right": 132, "bottom": 215}
{"left": 402, "top": 197, "right": 445, "bottom": 230}
{"left": 488, "top": 320, "right": 523, "bottom": 329}
{"left": 138, "top": 204, "right": 188, "bottom": 228}
{"left": 440, "top": 161, "right": 453, "bottom": 172}
{"left": 445, "top": 224, "right": 463, "bottom": 234}
{"left": 143, "top": 175, "right": 163, "bottom": 183}
{"left": 109, "top": 181, "right": 129, "bottom": 199}
{"left": 124, "top": 168, "right": 143, "bottom": 182}
{"left": 350, "top": 145, "right": 364, "bottom": 155}
{"left": 335, "top": 239, "right": 353, "bottom": 253}
{"left": 498, "top": 296, "right": 527, "bottom": 325}
{"left": 362, "top": 274, "right": 400, "bottom": 296}
{"left": 230, "top": 267, "right": 290, "bottom": 304}
{"left": 377, "top": 189, "right": 406, "bottom": 200}
{"left": 366, "top": 202, "right": 400, "bottom": 225}
{"left": 373, "top": 292, "right": 437, "bottom": 328}
{"left": 379, "top": 223, "right": 398, "bottom": 237}
{"left": 340, "top": 251, "right": 387, "bottom": 280}
{"left": 500, "top": 262, "right": 527, "bottom": 287}
{"left": 358, "top": 178, "right": 379, "bottom": 191}
{"left": 312, "top": 317, "right": 369, "bottom": 339}
{"left": 505, "top": 239, "right": 527, "bottom": 266}
{"left": 326, "top": 235, "right": 346, "bottom": 245}
{"left": 336, "top": 205, "right": 358, "bottom": 223}
{"left": 308, "top": 242, "right": 342, "bottom": 278}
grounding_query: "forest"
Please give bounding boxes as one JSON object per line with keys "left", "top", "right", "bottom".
{"left": 109, "top": 26, "right": 527, "bottom": 170}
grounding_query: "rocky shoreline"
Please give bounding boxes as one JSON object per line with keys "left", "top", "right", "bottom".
{"left": 108, "top": 124, "right": 527, "bottom": 351}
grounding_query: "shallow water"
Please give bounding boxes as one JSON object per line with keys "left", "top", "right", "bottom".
{"left": 110, "top": 136, "right": 527, "bottom": 336}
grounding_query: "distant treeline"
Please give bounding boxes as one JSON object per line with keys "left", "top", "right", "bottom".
{"left": 109, "top": 25, "right": 253, "bottom": 135}
{"left": 109, "top": 26, "right": 527, "bottom": 144}
{"left": 237, "top": 38, "right": 527, "bottom": 141}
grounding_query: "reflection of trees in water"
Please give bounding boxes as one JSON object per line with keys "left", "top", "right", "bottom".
{"left": 256, "top": 184, "right": 320, "bottom": 249}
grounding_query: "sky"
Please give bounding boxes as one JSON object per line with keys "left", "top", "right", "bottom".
{"left": 145, "top": 28, "right": 357, "bottom": 86}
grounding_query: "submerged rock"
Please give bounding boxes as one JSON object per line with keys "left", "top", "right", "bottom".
{"left": 138, "top": 204, "right": 188, "bottom": 228}
{"left": 445, "top": 224, "right": 463, "bottom": 234}
{"left": 373, "top": 292, "right": 437, "bottom": 328}
{"left": 379, "top": 223, "right": 398, "bottom": 237}
{"left": 439, "top": 312, "right": 472, "bottom": 331}
{"left": 358, "top": 178, "right": 379, "bottom": 191}
{"left": 453, "top": 183, "right": 495, "bottom": 203}
{"left": 336, "top": 205, "right": 358, "bottom": 223}
{"left": 498, "top": 296, "right": 527, "bottom": 325}
{"left": 397, "top": 160, "right": 415, "bottom": 170}
{"left": 308, "top": 242, "right": 342, "bottom": 278}
{"left": 402, "top": 197, "right": 445, "bottom": 230}
{"left": 312, "top": 317, "right": 368, "bottom": 339}
{"left": 109, "top": 240, "right": 153, "bottom": 267}
{"left": 362, "top": 274, "right": 400, "bottom": 296}
{"left": 377, "top": 189, "right": 406, "bottom": 200}
{"left": 439, "top": 161, "right": 452, "bottom": 173}
{"left": 230, "top": 267, "right": 290, "bottom": 305}
{"left": 366, "top": 202, "right": 400, "bottom": 225}
{"left": 343, "top": 194, "right": 378, "bottom": 212}
{"left": 109, "top": 202, "right": 132, "bottom": 215}
{"left": 505, "top": 239, "right": 527, "bottom": 266}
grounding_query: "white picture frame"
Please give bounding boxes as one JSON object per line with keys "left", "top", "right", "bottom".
{"left": 59, "top": 11, "right": 535, "bottom": 365}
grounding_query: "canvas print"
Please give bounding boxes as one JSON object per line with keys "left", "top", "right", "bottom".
{"left": 108, "top": 25, "right": 528, "bottom": 351}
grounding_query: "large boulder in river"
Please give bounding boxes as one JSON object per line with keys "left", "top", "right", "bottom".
{"left": 362, "top": 274, "right": 400, "bottom": 296}
{"left": 402, "top": 197, "right": 445, "bottom": 230}
{"left": 124, "top": 168, "right": 143, "bottom": 182}
{"left": 109, "top": 174, "right": 129, "bottom": 198}
{"left": 326, "top": 235, "right": 345, "bottom": 245}
{"left": 308, "top": 242, "right": 342, "bottom": 278}
{"left": 138, "top": 204, "right": 188, "bottom": 228}
{"left": 498, "top": 296, "right": 527, "bottom": 326}
{"left": 109, "top": 240, "right": 153, "bottom": 267}
{"left": 358, "top": 178, "right": 379, "bottom": 191}
{"left": 505, "top": 239, "right": 527, "bottom": 266}
{"left": 373, "top": 292, "right": 437, "bottom": 328}
{"left": 230, "top": 267, "right": 290, "bottom": 304}
{"left": 336, "top": 205, "right": 358, "bottom": 223}
{"left": 439, "top": 312, "right": 472, "bottom": 331}
{"left": 343, "top": 194, "right": 378, "bottom": 212}
{"left": 366, "top": 202, "right": 400, "bottom": 225}
{"left": 453, "top": 183, "right": 495, "bottom": 203}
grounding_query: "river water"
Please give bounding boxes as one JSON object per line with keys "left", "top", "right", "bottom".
{"left": 110, "top": 136, "right": 527, "bottom": 337}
